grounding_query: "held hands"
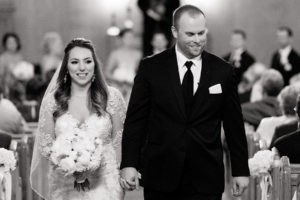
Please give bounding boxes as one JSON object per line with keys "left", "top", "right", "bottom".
{"left": 232, "top": 176, "right": 249, "bottom": 197}
{"left": 120, "top": 167, "right": 140, "bottom": 191}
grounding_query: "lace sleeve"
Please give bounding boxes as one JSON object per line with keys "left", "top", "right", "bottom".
{"left": 37, "top": 92, "right": 56, "bottom": 158}
{"left": 107, "top": 87, "right": 126, "bottom": 166}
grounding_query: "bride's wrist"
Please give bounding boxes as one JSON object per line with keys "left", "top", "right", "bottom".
{"left": 73, "top": 171, "right": 87, "bottom": 182}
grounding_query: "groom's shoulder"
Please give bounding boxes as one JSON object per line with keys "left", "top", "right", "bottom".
{"left": 203, "top": 51, "right": 230, "bottom": 66}
{"left": 203, "top": 51, "right": 233, "bottom": 72}
{"left": 142, "top": 48, "right": 173, "bottom": 64}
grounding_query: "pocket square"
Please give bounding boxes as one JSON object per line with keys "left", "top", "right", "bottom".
{"left": 209, "top": 84, "right": 222, "bottom": 94}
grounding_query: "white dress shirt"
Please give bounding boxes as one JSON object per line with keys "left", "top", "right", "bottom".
{"left": 279, "top": 45, "right": 292, "bottom": 65}
{"left": 175, "top": 45, "right": 202, "bottom": 94}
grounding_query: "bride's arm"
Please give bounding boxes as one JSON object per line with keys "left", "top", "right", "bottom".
{"left": 107, "top": 87, "right": 126, "bottom": 166}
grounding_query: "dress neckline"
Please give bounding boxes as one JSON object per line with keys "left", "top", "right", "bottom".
{"left": 66, "top": 111, "right": 96, "bottom": 127}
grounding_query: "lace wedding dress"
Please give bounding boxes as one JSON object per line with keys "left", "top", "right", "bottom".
{"left": 30, "top": 87, "right": 126, "bottom": 200}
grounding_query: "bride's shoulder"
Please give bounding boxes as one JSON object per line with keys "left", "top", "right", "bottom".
{"left": 106, "top": 86, "right": 126, "bottom": 111}
{"left": 107, "top": 86, "right": 123, "bottom": 100}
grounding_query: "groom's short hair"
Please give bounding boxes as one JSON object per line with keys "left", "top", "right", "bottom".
{"left": 172, "top": 5, "right": 205, "bottom": 29}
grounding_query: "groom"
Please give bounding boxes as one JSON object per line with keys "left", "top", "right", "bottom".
{"left": 120, "top": 5, "right": 249, "bottom": 200}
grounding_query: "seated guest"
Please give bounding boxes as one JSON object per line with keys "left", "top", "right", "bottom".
{"left": 26, "top": 75, "right": 46, "bottom": 104}
{"left": 271, "top": 27, "right": 300, "bottom": 86}
{"left": 238, "top": 62, "right": 267, "bottom": 103}
{"left": 256, "top": 85, "right": 300, "bottom": 147}
{"left": 274, "top": 94, "right": 300, "bottom": 163}
{"left": 270, "top": 120, "right": 298, "bottom": 148}
{"left": 0, "top": 84, "right": 26, "bottom": 134}
{"left": 242, "top": 69, "right": 284, "bottom": 129}
{"left": 223, "top": 29, "right": 255, "bottom": 84}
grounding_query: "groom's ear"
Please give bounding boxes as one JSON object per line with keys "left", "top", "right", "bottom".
{"left": 171, "top": 26, "right": 178, "bottom": 39}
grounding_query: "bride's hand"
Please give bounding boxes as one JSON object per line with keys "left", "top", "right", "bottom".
{"left": 120, "top": 167, "right": 139, "bottom": 191}
{"left": 73, "top": 171, "right": 87, "bottom": 183}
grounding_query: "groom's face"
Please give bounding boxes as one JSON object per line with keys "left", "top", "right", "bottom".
{"left": 172, "top": 12, "right": 207, "bottom": 59}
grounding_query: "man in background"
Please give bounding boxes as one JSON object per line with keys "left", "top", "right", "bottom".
{"left": 271, "top": 27, "right": 300, "bottom": 85}
{"left": 223, "top": 30, "right": 255, "bottom": 84}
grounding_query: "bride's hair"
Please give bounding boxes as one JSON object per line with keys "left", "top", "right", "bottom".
{"left": 53, "top": 38, "right": 108, "bottom": 120}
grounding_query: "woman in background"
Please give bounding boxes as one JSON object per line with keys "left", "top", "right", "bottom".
{"left": 40, "top": 32, "right": 63, "bottom": 80}
{"left": 105, "top": 29, "right": 142, "bottom": 102}
{"left": 0, "top": 32, "right": 23, "bottom": 97}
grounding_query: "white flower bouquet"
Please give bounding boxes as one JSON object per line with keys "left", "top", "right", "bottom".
{"left": 248, "top": 149, "right": 275, "bottom": 177}
{"left": 0, "top": 148, "right": 16, "bottom": 173}
{"left": 248, "top": 149, "right": 277, "bottom": 200}
{"left": 50, "top": 129, "right": 103, "bottom": 191}
{"left": 0, "top": 148, "right": 17, "bottom": 183}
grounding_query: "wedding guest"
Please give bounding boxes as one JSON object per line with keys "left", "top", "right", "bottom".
{"left": 151, "top": 31, "right": 168, "bottom": 55}
{"left": 269, "top": 120, "right": 298, "bottom": 148}
{"left": 270, "top": 27, "right": 300, "bottom": 85}
{"left": 238, "top": 62, "right": 267, "bottom": 103}
{"left": 40, "top": 32, "right": 63, "bottom": 80}
{"left": 223, "top": 30, "right": 255, "bottom": 84}
{"left": 105, "top": 29, "right": 142, "bottom": 102}
{"left": 138, "top": 0, "right": 180, "bottom": 56}
{"left": 0, "top": 84, "right": 25, "bottom": 134}
{"left": 0, "top": 32, "right": 23, "bottom": 97}
{"left": 274, "top": 94, "right": 300, "bottom": 163}
{"left": 242, "top": 69, "right": 284, "bottom": 129}
{"left": 256, "top": 85, "right": 300, "bottom": 147}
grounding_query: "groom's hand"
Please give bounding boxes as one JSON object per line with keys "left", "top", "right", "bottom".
{"left": 120, "top": 167, "right": 140, "bottom": 191}
{"left": 232, "top": 176, "right": 249, "bottom": 197}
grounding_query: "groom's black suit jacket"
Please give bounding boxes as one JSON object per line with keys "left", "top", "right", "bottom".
{"left": 121, "top": 47, "right": 250, "bottom": 194}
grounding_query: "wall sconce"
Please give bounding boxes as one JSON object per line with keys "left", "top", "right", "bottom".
{"left": 106, "top": 13, "right": 120, "bottom": 36}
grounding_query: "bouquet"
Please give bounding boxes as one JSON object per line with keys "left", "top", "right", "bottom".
{"left": 248, "top": 148, "right": 277, "bottom": 200}
{"left": 11, "top": 61, "right": 34, "bottom": 81}
{"left": 50, "top": 129, "right": 103, "bottom": 191}
{"left": 0, "top": 148, "right": 17, "bottom": 182}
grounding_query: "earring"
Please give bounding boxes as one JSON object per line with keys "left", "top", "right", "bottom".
{"left": 92, "top": 74, "right": 95, "bottom": 82}
{"left": 64, "top": 71, "right": 68, "bottom": 83}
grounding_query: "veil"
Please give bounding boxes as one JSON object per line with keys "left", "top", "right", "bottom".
{"left": 30, "top": 64, "right": 61, "bottom": 200}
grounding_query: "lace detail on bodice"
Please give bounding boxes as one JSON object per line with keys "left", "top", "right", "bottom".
{"left": 55, "top": 112, "right": 113, "bottom": 145}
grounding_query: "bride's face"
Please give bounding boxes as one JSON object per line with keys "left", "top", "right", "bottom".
{"left": 67, "top": 47, "right": 95, "bottom": 87}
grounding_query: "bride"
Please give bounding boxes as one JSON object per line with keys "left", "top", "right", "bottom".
{"left": 30, "top": 38, "right": 126, "bottom": 200}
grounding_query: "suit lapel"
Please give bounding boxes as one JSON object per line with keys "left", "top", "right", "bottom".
{"left": 166, "top": 47, "right": 187, "bottom": 119}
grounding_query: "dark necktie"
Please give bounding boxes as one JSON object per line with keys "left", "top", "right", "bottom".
{"left": 182, "top": 61, "right": 194, "bottom": 115}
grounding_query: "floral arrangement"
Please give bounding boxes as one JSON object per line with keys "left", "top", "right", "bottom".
{"left": 248, "top": 149, "right": 275, "bottom": 177}
{"left": 0, "top": 148, "right": 16, "bottom": 173}
{"left": 12, "top": 61, "right": 34, "bottom": 81}
{"left": 248, "top": 148, "right": 279, "bottom": 200}
{"left": 50, "top": 129, "right": 104, "bottom": 191}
